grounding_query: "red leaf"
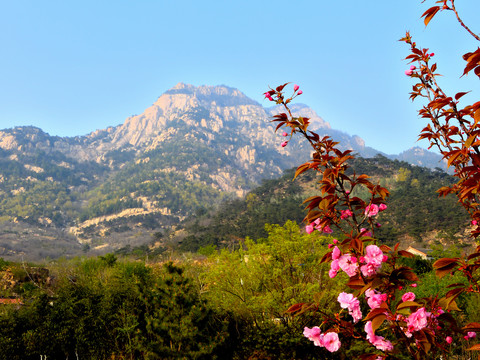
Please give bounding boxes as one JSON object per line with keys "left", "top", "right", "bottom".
{"left": 467, "top": 343, "right": 480, "bottom": 351}
{"left": 455, "top": 91, "right": 470, "bottom": 101}
{"left": 433, "top": 258, "right": 459, "bottom": 269}
{"left": 463, "top": 323, "right": 480, "bottom": 332}
{"left": 421, "top": 6, "right": 440, "bottom": 26}
{"left": 285, "top": 303, "right": 304, "bottom": 313}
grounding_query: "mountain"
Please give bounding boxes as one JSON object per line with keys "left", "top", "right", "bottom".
{"left": 0, "top": 83, "right": 449, "bottom": 260}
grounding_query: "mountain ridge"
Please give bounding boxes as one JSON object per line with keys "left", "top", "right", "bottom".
{"left": 0, "top": 83, "right": 449, "bottom": 260}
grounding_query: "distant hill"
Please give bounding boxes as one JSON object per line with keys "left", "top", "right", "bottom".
{"left": 0, "top": 83, "right": 450, "bottom": 260}
{"left": 175, "top": 155, "right": 470, "bottom": 254}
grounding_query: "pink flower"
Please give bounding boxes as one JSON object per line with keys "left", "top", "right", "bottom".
{"left": 410, "top": 65, "right": 416, "bottom": 70}
{"left": 410, "top": 283, "right": 417, "bottom": 288}
{"left": 294, "top": 84, "right": 299, "bottom": 92}
{"left": 329, "top": 259, "right": 340, "bottom": 278}
{"left": 305, "top": 224, "right": 314, "bottom": 234}
{"left": 468, "top": 332, "right": 477, "bottom": 339}
{"left": 333, "top": 239, "right": 338, "bottom": 244}
{"left": 406, "top": 307, "right": 428, "bottom": 333}
{"left": 365, "top": 321, "right": 393, "bottom": 352}
{"left": 340, "top": 209, "right": 353, "bottom": 219}
{"left": 331, "top": 259, "right": 340, "bottom": 271}
{"left": 379, "top": 204, "right": 387, "bottom": 211}
{"left": 264, "top": 92, "right": 274, "bottom": 101}
{"left": 365, "top": 245, "right": 384, "bottom": 266}
{"left": 338, "top": 292, "right": 362, "bottom": 323}
{"left": 323, "top": 332, "right": 341, "bottom": 352}
{"left": 322, "top": 225, "right": 333, "bottom": 234}
{"left": 361, "top": 245, "right": 384, "bottom": 277}
{"left": 405, "top": 69, "right": 414, "bottom": 76}
{"left": 402, "top": 292, "right": 416, "bottom": 302}
{"left": 365, "top": 289, "right": 387, "bottom": 309}
{"left": 332, "top": 246, "right": 341, "bottom": 260}
{"left": 472, "top": 220, "right": 478, "bottom": 226}
{"left": 297, "top": 90, "right": 303, "bottom": 95}
{"left": 338, "top": 254, "right": 359, "bottom": 277}
{"left": 360, "top": 228, "right": 372, "bottom": 237}
{"left": 282, "top": 131, "right": 288, "bottom": 137}
{"left": 372, "top": 337, "right": 394, "bottom": 352}
{"left": 337, "top": 292, "right": 356, "bottom": 309}
{"left": 365, "top": 204, "right": 379, "bottom": 217}
{"left": 281, "top": 141, "right": 288, "bottom": 147}
{"left": 361, "top": 263, "right": 378, "bottom": 277}
{"left": 304, "top": 326, "right": 324, "bottom": 347}
{"left": 365, "top": 321, "right": 375, "bottom": 341}
{"left": 446, "top": 336, "right": 453, "bottom": 344}
{"left": 303, "top": 328, "right": 340, "bottom": 352}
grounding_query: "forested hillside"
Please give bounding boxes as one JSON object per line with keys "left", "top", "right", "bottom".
{"left": 176, "top": 155, "right": 470, "bottom": 254}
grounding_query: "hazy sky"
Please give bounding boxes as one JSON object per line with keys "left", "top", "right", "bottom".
{"left": 0, "top": 0, "right": 478, "bottom": 154}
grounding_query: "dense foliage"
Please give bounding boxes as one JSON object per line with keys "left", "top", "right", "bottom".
{"left": 0, "top": 222, "right": 477, "bottom": 359}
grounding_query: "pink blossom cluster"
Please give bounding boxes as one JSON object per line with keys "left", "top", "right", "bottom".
{"left": 365, "top": 321, "right": 394, "bottom": 352}
{"left": 303, "top": 327, "right": 341, "bottom": 352}
{"left": 338, "top": 292, "right": 362, "bottom": 323}
{"left": 365, "top": 289, "right": 387, "bottom": 309}
{"left": 402, "top": 292, "right": 416, "bottom": 302}
{"left": 407, "top": 307, "right": 428, "bottom": 333}
{"left": 405, "top": 65, "right": 417, "bottom": 76}
{"left": 402, "top": 307, "right": 428, "bottom": 337}
{"left": 359, "top": 245, "right": 387, "bottom": 277}
{"left": 340, "top": 209, "right": 353, "bottom": 219}
{"left": 280, "top": 132, "right": 289, "bottom": 147}
{"left": 446, "top": 331, "right": 476, "bottom": 344}
{"left": 294, "top": 84, "right": 303, "bottom": 95}
{"left": 264, "top": 90, "right": 275, "bottom": 101}
{"left": 330, "top": 246, "right": 358, "bottom": 278}
{"left": 305, "top": 218, "right": 333, "bottom": 234}
{"left": 466, "top": 332, "right": 477, "bottom": 340}
{"left": 327, "top": 238, "right": 339, "bottom": 249}
{"left": 365, "top": 203, "right": 387, "bottom": 217}
{"left": 365, "top": 204, "right": 379, "bottom": 217}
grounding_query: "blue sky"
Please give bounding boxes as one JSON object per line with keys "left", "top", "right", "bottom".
{"left": 0, "top": 0, "right": 478, "bottom": 154}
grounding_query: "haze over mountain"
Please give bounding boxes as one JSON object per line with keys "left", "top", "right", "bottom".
{"left": 0, "top": 83, "right": 447, "bottom": 260}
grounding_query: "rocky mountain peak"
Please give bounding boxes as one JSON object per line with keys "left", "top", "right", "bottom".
{"left": 110, "top": 84, "right": 264, "bottom": 148}
{"left": 267, "top": 103, "right": 331, "bottom": 130}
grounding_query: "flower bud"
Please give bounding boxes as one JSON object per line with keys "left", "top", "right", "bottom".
{"left": 294, "top": 84, "right": 299, "bottom": 92}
